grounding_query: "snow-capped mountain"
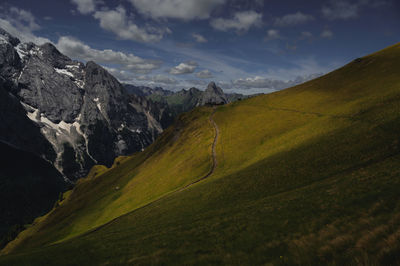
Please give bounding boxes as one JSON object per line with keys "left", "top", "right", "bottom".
{"left": 0, "top": 28, "right": 172, "bottom": 180}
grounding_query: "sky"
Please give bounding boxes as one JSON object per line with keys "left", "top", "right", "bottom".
{"left": 0, "top": 0, "right": 399, "bottom": 94}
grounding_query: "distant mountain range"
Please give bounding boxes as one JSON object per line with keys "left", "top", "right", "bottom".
{"left": 125, "top": 82, "right": 249, "bottom": 116}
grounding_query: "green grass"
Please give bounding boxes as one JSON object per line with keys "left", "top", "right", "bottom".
{"left": 1, "top": 43, "right": 400, "bottom": 265}
{"left": 149, "top": 89, "right": 203, "bottom": 116}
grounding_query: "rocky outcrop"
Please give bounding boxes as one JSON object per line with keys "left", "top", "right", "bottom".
{"left": 201, "top": 82, "right": 229, "bottom": 105}
{"left": 0, "top": 29, "right": 171, "bottom": 180}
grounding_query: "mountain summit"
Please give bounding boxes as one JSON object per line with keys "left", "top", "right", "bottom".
{"left": 201, "top": 81, "right": 229, "bottom": 105}
{"left": 0, "top": 28, "right": 171, "bottom": 180}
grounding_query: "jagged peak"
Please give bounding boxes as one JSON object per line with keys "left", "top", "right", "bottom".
{"left": 0, "top": 27, "right": 20, "bottom": 46}
{"left": 86, "top": 60, "right": 99, "bottom": 68}
{"left": 206, "top": 81, "right": 224, "bottom": 95}
{"left": 208, "top": 81, "right": 216, "bottom": 88}
{"left": 201, "top": 81, "right": 228, "bottom": 105}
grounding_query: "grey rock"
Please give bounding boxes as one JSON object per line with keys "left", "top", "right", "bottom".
{"left": 0, "top": 28, "right": 20, "bottom": 46}
{"left": 200, "top": 82, "right": 228, "bottom": 105}
{"left": 0, "top": 39, "right": 21, "bottom": 82}
{"left": 0, "top": 28, "right": 168, "bottom": 181}
{"left": 0, "top": 77, "right": 56, "bottom": 163}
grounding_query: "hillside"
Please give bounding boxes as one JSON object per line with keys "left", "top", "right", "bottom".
{"left": 0, "top": 142, "right": 66, "bottom": 249}
{"left": 1, "top": 43, "right": 400, "bottom": 265}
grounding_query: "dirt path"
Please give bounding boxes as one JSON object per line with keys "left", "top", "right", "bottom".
{"left": 180, "top": 106, "right": 219, "bottom": 190}
{"left": 79, "top": 107, "right": 219, "bottom": 237}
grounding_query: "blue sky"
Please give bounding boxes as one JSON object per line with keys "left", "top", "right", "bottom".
{"left": 0, "top": 0, "right": 399, "bottom": 93}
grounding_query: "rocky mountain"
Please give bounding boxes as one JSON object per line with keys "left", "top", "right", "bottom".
{"left": 124, "top": 84, "right": 173, "bottom": 97}
{"left": 200, "top": 81, "right": 229, "bottom": 105}
{"left": 0, "top": 28, "right": 172, "bottom": 181}
{"left": 126, "top": 82, "right": 245, "bottom": 117}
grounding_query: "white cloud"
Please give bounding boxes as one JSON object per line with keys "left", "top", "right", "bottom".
{"left": 234, "top": 76, "right": 288, "bottom": 89}
{"left": 322, "top": 1, "right": 360, "bottom": 20}
{"left": 210, "top": 11, "right": 262, "bottom": 32}
{"left": 192, "top": 33, "right": 207, "bottom": 43}
{"left": 137, "top": 74, "right": 178, "bottom": 84}
{"left": 9, "top": 7, "right": 40, "bottom": 31}
{"left": 184, "top": 79, "right": 208, "bottom": 87}
{"left": 0, "top": 7, "right": 51, "bottom": 44}
{"left": 321, "top": 29, "right": 334, "bottom": 39}
{"left": 274, "top": 12, "right": 314, "bottom": 27}
{"left": 93, "top": 6, "right": 167, "bottom": 43}
{"left": 264, "top": 29, "right": 281, "bottom": 41}
{"left": 70, "top": 0, "right": 97, "bottom": 14}
{"left": 300, "top": 31, "right": 313, "bottom": 39}
{"left": 168, "top": 61, "right": 198, "bottom": 75}
{"left": 196, "top": 69, "right": 213, "bottom": 78}
{"left": 56, "top": 36, "right": 161, "bottom": 73}
{"left": 322, "top": 0, "right": 392, "bottom": 20}
{"left": 105, "top": 67, "right": 135, "bottom": 82}
{"left": 233, "top": 73, "right": 322, "bottom": 91}
{"left": 128, "top": 0, "right": 225, "bottom": 20}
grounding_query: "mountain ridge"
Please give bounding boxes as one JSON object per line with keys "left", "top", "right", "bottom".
{"left": 0, "top": 28, "right": 173, "bottom": 180}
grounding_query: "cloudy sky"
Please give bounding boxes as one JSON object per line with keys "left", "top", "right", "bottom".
{"left": 0, "top": 0, "right": 399, "bottom": 94}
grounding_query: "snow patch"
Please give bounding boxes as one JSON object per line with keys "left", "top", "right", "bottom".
{"left": 93, "top": 98, "right": 103, "bottom": 113}
{"left": 26, "top": 107, "right": 40, "bottom": 122}
{"left": 118, "top": 123, "right": 126, "bottom": 131}
{"left": 18, "top": 64, "right": 28, "bottom": 81}
{"left": 54, "top": 68, "right": 74, "bottom": 78}
{"left": 72, "top": 115, "right": 98, "bottom": 164}
{"left": 29, "top": 46, "right": 43, "bottom": 56}
{"left": 22, "top": 102, "right": 78, "bottom": 136}
{"left": 66, "top": 64, "right": 79, "bottom": 69}
{"left": 74, "top": 80, "right": 85, "bottom": 89}
{"left": 15, "top": 44, "right": 28, "bottom": 60}
{"left": 21, "top": 101, "right": 99, "bottom": 173}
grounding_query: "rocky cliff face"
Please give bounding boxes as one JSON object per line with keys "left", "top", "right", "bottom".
{"left": 0, "top": 29, "right": 171, "bottom": 180}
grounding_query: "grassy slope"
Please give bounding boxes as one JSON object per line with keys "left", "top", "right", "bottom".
{"left": 0, "top": 107, "right": 213, "bottom": 252}
{"left": 149, "top": 89, "right": 203, "bottom": 116}
{"left": 1, "top": 43, "right": 400, "bottom": 265}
